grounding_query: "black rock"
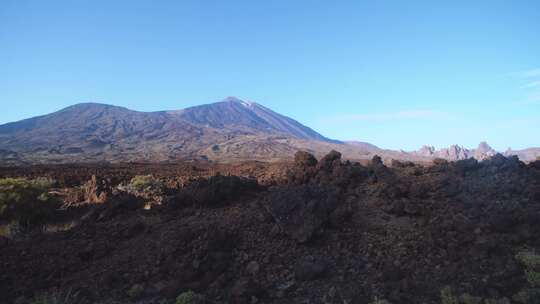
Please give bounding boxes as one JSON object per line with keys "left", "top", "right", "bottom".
{"left": 295, "top": 256, "right": 328, "bottom": 281}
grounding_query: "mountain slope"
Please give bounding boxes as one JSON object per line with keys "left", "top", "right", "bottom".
{"left": 0, "top": 102, "right": 211, "bottom": 155}
{"left": 176, "top": 97, "right": 337, "bottom": 142}
{"left": 0, "top": 98, "right": 341, "bottom": 164}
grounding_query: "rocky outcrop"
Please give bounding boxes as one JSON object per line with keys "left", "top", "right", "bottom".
{"left": 83, "top": 175, "right": 110, "bottom": 203}
{"left": 294, "top": 256, "right": 328, "bottom": 281}
{"left": 474, "top": 141, "right": 497, "bottom": 160}
{"left": 413, "top": 141, "right": 499, "bottom": 161}
{"left": 504, "top": 147, "right": 540, "bottom": 162}
{"left": 262, "top": 184, "right": 340, "bottom": 243}
{"left": 173, "top": 175, "right": 260, "bottom": 208}
{"left": 293, "top": 151, "right": 318, "bottom": 167}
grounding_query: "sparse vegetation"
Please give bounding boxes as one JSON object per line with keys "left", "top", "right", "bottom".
{"left": 513, "top": 250, "right": 540, "bottom": 303}
{"left": 516, "top": 250, "right": 540, "bottom": 287}
{"left": 0, "top": 177, "right": 58, "bottom": 231}
{"left": 175, "top": 291, "right": 196, "bottom": 304}
{"left": 28, "top": 289, "right": 85, "bottom": 304}
{"left": 128, "top": 175, "right": 163, "bottom": 192}
{"left": 440, "top": 286, "right": 459, "bottom": 304}
{"left": 440, "top": 288, "right": 486, "bottom": 304}
{"left": 126, "top": 284, "right": 144, "bottom": 299}
{"left": 459, "top": 293, "right": 482, "bottom": 304}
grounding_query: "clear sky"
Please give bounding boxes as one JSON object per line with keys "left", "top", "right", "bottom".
{"left": 1, "top": 0, "right": 539, "bottom": 151}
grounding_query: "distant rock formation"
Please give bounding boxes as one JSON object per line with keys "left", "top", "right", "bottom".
{"left": 413, "top": 142, "right": 498, "bottom": 161}
{"left": 474, "top": 141, "right": 497, "bottom": 160}
{"left": 504, "top": 147, "right": 540, "bottom": 162}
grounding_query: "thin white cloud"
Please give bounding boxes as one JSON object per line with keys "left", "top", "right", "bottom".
{"left": 520, "top": 81, "right": 540, "bottom": 89}
{"left": 509, "top": 68, "right": 540, "bottom": 105}
{"left": 513, "top": 94, "right": 540, "bottom": 105}
{"left": 511, "top": 68, "right": 540, "bottom": 78}
{"left": 527, "top": 93, "right": 540, "bottom": 102}
{"left": 325, "top": 110, "right": 450, "bottom": 123}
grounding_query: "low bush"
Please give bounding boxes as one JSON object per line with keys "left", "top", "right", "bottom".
{"left": 128, "top": 175, "right": 163, "bottom": 192}
{"left": 0, "top": 177, "right": 59, "bottom": 230}
{"left": 440, "top": 286, "right": 459, "bottom": 304}
{"left": 175, "top": 291, "right": 196, "bottom": 304}
{"left": 511, "top": 250, "right": 540, "bottom": 303}
{"left": 440, "top": 287, "right": 485, "bottom": 304}
{"left": 28, "top": 289, "right": 85, "bottom": 304}
{"left": 175, "top": 290, "right": 205, "bottom": 304}
{"left": 516, "top": 250, "right": 540, "bottom": 287}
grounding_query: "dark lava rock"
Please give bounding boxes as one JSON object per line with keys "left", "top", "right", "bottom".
{"left": 530, "top": 159, "right": 540, "bottom": 170}
{"left": 245, "top": 261, "right": 260, "bottom": 276}
{"left": 328, "top": 197, "right": 354, "bottom": 227}
{"left": 295, "top": 256, "right": 328, "bottom": 281}
{"left": 454, "top": 157, "right": 479, "bottom": 173}
{"left": 371, "top": 155, "right": 383, "bottom": 166}
{"left": 433, "top": 158, "right": 449, "bottom": 166}
{"left": 179, "top": 175, "right": 259, "bottom": 207}
{"left": 318, "top": 150, "right": 342, "bottom": 172}
{"left": 122, "top": 221, "right": 146, "bottom": 239}
{"left": 288, "top": 151, "right": 320, "bottom": 184}
{"left": 294, "top": 151, "right": 318, "bottom": 167}
{"left": 262, "top": 184, "right": 340, "bottom": 243}
{"left": 391, "top": 159, "right": 415, "bottom": 168}
{"left": 230, "top": 277, "right": 261, "bottom": 302}
{"left": 95, "top": 194, "right": 146, "bottom": 221}
{"left": 0, "top": 236, "right": 10, "bottom": 248}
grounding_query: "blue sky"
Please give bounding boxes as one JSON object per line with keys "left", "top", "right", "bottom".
{"left": 1, "top": 0, "right": 539, "bottom": 151}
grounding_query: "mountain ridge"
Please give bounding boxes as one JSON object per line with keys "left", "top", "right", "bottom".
{"left": 0, "top": 98, "right": 538, "bottom": 165}
{"left": 0, "top": 97, "right": 346, "bottom": 164}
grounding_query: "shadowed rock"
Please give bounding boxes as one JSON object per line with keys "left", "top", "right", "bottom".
{"left": 261, "top": 184, "right": 339, "bottom": 243}
{"left": 294, "top": 151, "right": 318, "bottom": 167}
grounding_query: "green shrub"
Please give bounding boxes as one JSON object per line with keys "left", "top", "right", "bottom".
{"left": 440, "top": 286, "right": 459, "bottom": 304}
{"left": 512, "top": 288, "right": 540, "bottom": 303}
{"left": 127, "top": 284, "right": 144, "bottom": 298}
{"left": 516, "top": 251, "right": 540, "bottom": 268}
{"left": 175, "top": 291, "right": 200, "bottom": 304}
{"left": 29, "top": 289, "right": 85, "bottom": 304}
{"left": 516, "top": 250, "right": 540, "bottom": 287}
{"left": 0, "top": 177, "right": 58, "bottom": 230}
{"left": 129, "top": 175, "right": 163, "bottom": 192}
{"left": 459, "top": 293, "right": 482, "bottom": 304}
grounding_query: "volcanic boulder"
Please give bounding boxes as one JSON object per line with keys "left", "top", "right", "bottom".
{"left": 261, "top": 184, "right": 340, "bottom": 243}
{"left": 317, "top": 150, "right": 342, "bottom": 172}
{"left": 288, "top": 151, "right": 320, "bottom": 184}
{"left": 295, "top": 255, "right": 328, "bottom": 281}
{"left": 294, "top": 151, "right": 318, "bottom": 167}
{"left": 177, "top": 175, "right": 260, "bottom": 208}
